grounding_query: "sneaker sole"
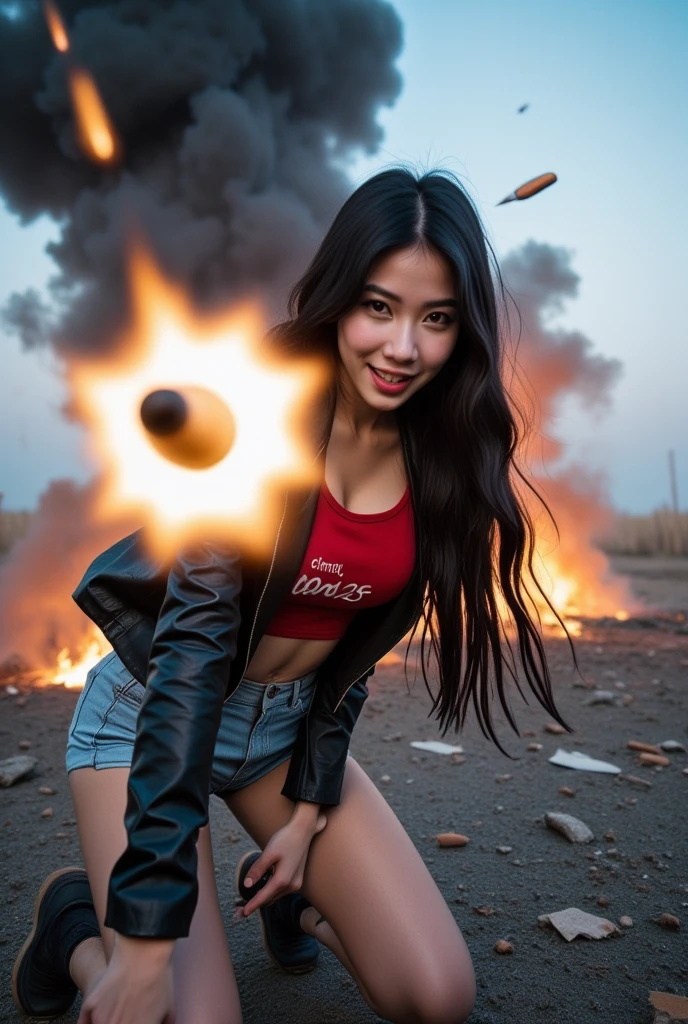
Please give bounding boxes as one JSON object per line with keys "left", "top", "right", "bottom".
{"left": 11, "top": 866, "right": 88, "bottom": 1018}
{"left": 234, "top": 852, "right": 318, "bottom": 975}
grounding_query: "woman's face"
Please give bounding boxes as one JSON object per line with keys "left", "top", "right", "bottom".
{"left": 337, "top": 245, "right": 458, "bottom": 412}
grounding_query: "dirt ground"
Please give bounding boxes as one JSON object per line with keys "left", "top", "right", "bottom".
{"left": 1, "top": 555, "right": 686, "bottom": 1024}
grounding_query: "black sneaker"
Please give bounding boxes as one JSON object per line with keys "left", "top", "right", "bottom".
{"left": 12, "top": 867, "right": 95, "bottom": 1018}
{"left": 235, "top": 850, "right": 320, "bottom": 974}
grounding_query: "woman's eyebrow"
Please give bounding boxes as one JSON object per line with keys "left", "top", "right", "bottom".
{"left": 363, "top": 283, "right": 457, "bottom": 308}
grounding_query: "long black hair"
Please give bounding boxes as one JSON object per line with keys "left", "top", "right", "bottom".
{"left": 272, "top": 168, "right": 576, "bottom": 756}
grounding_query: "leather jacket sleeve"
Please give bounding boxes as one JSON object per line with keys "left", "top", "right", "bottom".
{"left": 280, "top": 666, "right": 375, "bottom": 807}
{"left": 104, "top": 539, "right": 242, "bottom": 939}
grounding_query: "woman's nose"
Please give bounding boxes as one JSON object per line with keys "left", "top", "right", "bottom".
{"left": 382, "top": 321, "right": 418, "bottom": 362}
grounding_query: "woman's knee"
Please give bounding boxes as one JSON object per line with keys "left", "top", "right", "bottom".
{"left": 375, "top": 959, "right": 477, "bottom": 1024}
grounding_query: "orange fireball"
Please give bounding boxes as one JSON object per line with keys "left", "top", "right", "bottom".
{"left": 71, "top": 243, "right": 327, "bottom": 558}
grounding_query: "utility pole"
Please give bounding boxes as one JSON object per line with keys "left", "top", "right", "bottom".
{"left": 668, "top": 449, "right": 679, "bottom": 513}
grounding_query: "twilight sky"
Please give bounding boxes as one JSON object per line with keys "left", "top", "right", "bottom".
{"left": 0, "top": 0, "right": 686, "bottom": 514}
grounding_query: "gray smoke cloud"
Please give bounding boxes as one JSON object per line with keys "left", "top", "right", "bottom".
{"left": 502, "top": 240, "right": 622, "bottom": 465}
{"left": 0, "top": 0, "right": 403, "bottom": 351}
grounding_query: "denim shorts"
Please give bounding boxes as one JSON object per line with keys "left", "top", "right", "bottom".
{"left": 65, "top": 649, "right": 317, "bottom": 795}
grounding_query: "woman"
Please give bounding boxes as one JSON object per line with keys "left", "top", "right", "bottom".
{"left": 13, "top": 168, "right": 574, "bottom": 1024}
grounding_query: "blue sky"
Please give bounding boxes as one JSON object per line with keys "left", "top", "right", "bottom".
{"left": 1, "top": 0, "right": 686, "bottom": 513}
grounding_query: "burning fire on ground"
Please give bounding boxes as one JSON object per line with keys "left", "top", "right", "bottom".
{"left": 52, "top": 631, "right": 112, "bottom": 689}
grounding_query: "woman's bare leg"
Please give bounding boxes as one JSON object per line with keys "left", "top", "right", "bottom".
{"left": 223, "top": 756, "right": 476, "bottom": 1024}
{"left": 69, "top": 766, "right": 243, "bottom": 1024}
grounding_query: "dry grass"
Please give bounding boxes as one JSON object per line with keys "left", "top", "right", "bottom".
{"left": 0, "top": 510, "right": 33, "bottom": 554}
{"left": 596, "top": 508, "right": 688, "bottom": 556}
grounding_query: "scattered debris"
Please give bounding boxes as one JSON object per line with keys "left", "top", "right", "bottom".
{"left": 5, "top": 685, "right": 19, "bottom": 696}
{"left": 40, "top": 808, "right": 54, "bottom": 819}
{"left": 604, "top": 830, "right": 616, "bottom": 841}
{"left": 382, "top": 732, "right": 404, "bottom": 742}
{"left": 410, "top": 741, "right": 464, "bottom": 755}
{"left": 538, "top": 907, "right": 620, "bottom": 941}
{"left": 494, "top": 939, "right": 513, "bottom": 954}
{"left": 545, "top": 812, "right": 595, "bottom": 844}
{"left": 450, "top": 753, "right": 466, "bottom": 765}
{"left": 660, "top": 740, "right": 686, "bottom": 753}
{"left": 627, "top": 740, "right": 661, "bottom": 754}
{"left": 527, "top": 742, "right": 543, "bottom": 752}
{"left": 0, "top": 755, "right": 38, "bottom": 788}
{"left": 656, "top": 913, "right": 680, "bottom": 931}
{"left": 638, "top": 753, "right": 671, "bottom": 767}
{"left": 545, "top": 722, "right": 567, "bottom": 735}
{"left": 495, "top": 774, "right": 512, "bottom": 782}
{"left": 436, "top": 833, "right": 469, "bottom": 848}
{"left": 558, "top": 786, "right": 576, "bottom": 797}
{"left": 549, "top": 749, "right": 621, "bottom": 774}
{"left": 618, "top": 773, "right": 653, "bottom": 788}
{"left": 38, "top": 785, "right": 56, "bottom": 796}
{"left": 648, "top": 990, "right": 688, "bottom": 1023}
{"left": 18, "top": 740, "right": 32, "bottom": 750}
{"left": 619, "top": 915, "right": 633, "bottom": 928}
{"left": 379, "top": 775, "right": 391, "bottom": 785}
{"left": 473, "top": 906, "right": 495, "bottom": 916}
{"left": 496, "top": 846, "right": 513, "bottom": 855}
{"left": 583, "top": 690, "right": 618, "bottom": 705}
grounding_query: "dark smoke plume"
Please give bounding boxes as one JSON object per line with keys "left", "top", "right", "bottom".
{"left": 0, "top": 0, "right": 403, "bottom": 667}
{"left": 0, "top": 0, "right": 403, "bottom": 351}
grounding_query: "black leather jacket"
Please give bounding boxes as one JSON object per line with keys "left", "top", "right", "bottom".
{"left": 73, "top": 471, "right": 424, "bottom": 939}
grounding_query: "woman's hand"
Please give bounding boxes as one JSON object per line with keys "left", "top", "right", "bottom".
{"left": 77, "top": 934, "right": 175, "bottom": 1024}
{"left": 236, "top": 802, "right": 327, "bottom": 919}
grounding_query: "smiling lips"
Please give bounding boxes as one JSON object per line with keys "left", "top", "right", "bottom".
{"left": 368, "top": 365, "right": 416, "bottom": 396}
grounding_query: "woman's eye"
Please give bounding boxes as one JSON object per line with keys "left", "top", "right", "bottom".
{"left": 425, "top": 311, "right": 452, "bottom": 325}
{"left": 364, "top": 300, "right": 389, "bottom": 314}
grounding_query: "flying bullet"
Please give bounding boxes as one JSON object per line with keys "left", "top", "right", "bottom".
{"left": 497, "top": 172, "right": 557, "bottom": 206}
{"left": 140, "top": 385, "right": 236, "bottom": 469}
{"left": 517, "top": 103, "right": 530, "bottom": 114}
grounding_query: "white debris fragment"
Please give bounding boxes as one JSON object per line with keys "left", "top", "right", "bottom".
{"left": 0, "top": 755, "right": 38, "bottom": 787}
{"left": 5, "top": 685, "right": 19, "bottom": 696}
{"left": 548, "top": 749, "right": 621, "bottom": 774}
{"left": 545, "top": 812, "right": 595, "bottom": 843}
{"left": 539, "top": 907, "right": 620, "bottom": 941}
{"left": 660, "top": 740, "right": 686, "bottom": 753}
{"left": 582, "top": 690, "right": 618, "bottom": 705}
{"left": 410, "top": 741, "right": 464, "bottom": 755}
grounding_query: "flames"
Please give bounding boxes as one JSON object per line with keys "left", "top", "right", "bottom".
{"left": 52, "top": 632, "right": 112, "bottom": 689}
{"left": 43, "top": 0, "right": 122, "bottom": 166}
{"left": 43, "top": 0, "right": 68, "bottom": 52}
{"left": 70, "top": 242, "right": 326, "bottom": 559}
{"left": 522, "top": 476, "right": 634, "bottom": 636}
{"left": 68, "top": 66, "right": 121, "bottom": 166}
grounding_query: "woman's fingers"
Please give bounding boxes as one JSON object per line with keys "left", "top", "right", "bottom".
{"left": 243, "top": 851, "right": 277, "bottom": 890}
{"left": 241, "top": 871, "right": 291, "bottom": 916}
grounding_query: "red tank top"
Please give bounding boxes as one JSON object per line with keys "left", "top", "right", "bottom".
{"left": 264, "top": 482, "right": 416, "bottom": 641}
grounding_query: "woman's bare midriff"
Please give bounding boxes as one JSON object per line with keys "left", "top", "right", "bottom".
{"left": 244, "top": 634, "right": 340, "bottom": 685}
